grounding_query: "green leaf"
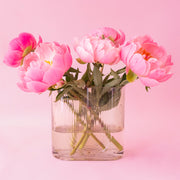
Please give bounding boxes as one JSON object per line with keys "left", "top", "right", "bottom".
{"left": 116, "top": 67, "right": 126, "bottom": 74}
{"left": 119, "top": 80, "right": 129, "bottom": 88}
{"left": 104, "top": 78, "right": 121, "bottom": 88}
{"left": 99, "top": 87, "right": 121, "bottom": 111}
{"left": 93, "top": 65, "right": 102, "bottom": 87}
{"left": 49, "top": 91, "right": 52, "bottom": 96}
{"left": 68, "top": 67, "right": 81, "bottom": 73}
{"left": 73, "top": 68, "right": 80, "bottom": 80}
{"left": 99, "top": 91, "right": 110, "bottom": 107}
{"left": 56, "top": 87, "right": 73, "bottom": 102}
{"left": 103, "top": 73, "right": 111, "bottom": 85}
{"left": 82, "top": 63, "right": 91, "bottom": 83}
{"left": 65, "top": 75, "right": 71, "bottom": 82}
{"left": 120, "top": 73, "right": 127, "bottom": 82}
{"left": 127, "top": 69, "right": 137, "bottom": 82}
{"left": 74, "top": 79, "right": 85, "bottom": 88}
{"left": 110, "top": 69, "right": 120, "bottom": 79}
{"left": 76, "top": 58, "right": 86, "bottom": 64}
{"left": 22, "top": 46, "right": 32, "bottom": 57}
{"left": 72, "top": 86, "right": 87, "bottom": 99}
{"left": 145, "top": 86, "right": 151, "bottom": 92}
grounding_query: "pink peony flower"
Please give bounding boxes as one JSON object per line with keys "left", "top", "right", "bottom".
{"left": 17, "top": 42, "right": 72, "bottom": 93}
{"left": 120, "top": 36, "right": 173, "bottom": 87}
{"left": 91, "top": 27, "right": 125, "bottom": 46}
{"left": 3, "top": 32, "right": 42, "bottom": 67}
{"left": 74, "top": 36, "right": 121, "bottom": 65}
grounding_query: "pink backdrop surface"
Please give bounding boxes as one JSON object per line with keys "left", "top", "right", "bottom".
{"left": 0, "top": 0, "right": 180, "bottom": 179}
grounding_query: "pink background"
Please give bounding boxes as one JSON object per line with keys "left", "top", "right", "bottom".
{"left": 0, "top": 0, "right": 179, "bottom": 179}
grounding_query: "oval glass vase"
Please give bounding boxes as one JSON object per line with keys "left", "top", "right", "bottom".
{"left": 51, "top": 86, "right": 125, "bottom": 161}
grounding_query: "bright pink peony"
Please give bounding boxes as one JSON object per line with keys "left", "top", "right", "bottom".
{"left": 17, "top": 42, "right": 72, "bottom": 93}
{"left": 74, "top": 36, "right": 121, "bottom": 65}
{"left": 91, "top": 27, "right": 125, "bottom": 46}
{"left": 120, "top": 36, "right": 173, "bottom": 87}
{"left": 3, "top": 33, "right": 42, "bottom": 67}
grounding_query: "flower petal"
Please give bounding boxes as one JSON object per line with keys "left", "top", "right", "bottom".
{"left": 9, "top": 38, "right": 23, "bottom": 51}
{"left": 76, "top": 46, "right": 94, "bottom": 63}
{"left": 139, "top": 77, "right": 159, "bottom": 87}
{"left": 26, "top": 81, "right": 48, "bottom": 93}
{"left": 19, "top": 33, "right": 37, "bottom": 49}
{"left": 25, "top": 67, "right": 45, "bottom": 81}
{"left": 129, "top": 53, "right": 148, "bottom": 76}
{"left": 120, "top": 43, "right": 137, "bottom": 66}
{"left": 17, "top": 81, "right": 31, "bottom": 92}
{"left": 43, "top": 67, "right": 64, "bottom": 86}
{"left": 3, "top": 50, "right": 22, "bottom": 67}
{"left": 142, "top": 43, "right": 166, "bottom": 59}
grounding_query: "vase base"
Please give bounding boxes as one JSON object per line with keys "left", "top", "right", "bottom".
{"left": 52, "top": 149, "right": 123, "bottom": 161}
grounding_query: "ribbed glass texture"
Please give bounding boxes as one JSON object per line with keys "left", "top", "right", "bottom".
{"left": 51, "top": 87, "right": 125, "bottom": 160}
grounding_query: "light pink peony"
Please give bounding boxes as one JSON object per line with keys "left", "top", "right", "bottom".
{"left": 74, "top": 36, "right": 121, "bottom": 65}
{"left": 17, "top": 42, "right": 72, "bottom": 93}
{"left": 91, "top": 27, "right": 125, "bottom": 46}
{"left": 120, "top": 36, "right": 173, "bottom": 87}
{"left": 3, "top": 32, "right": 42, "bottom": 67}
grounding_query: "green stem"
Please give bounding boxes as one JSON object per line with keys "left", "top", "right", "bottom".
{"left": 79, "top": 133, "right": 90, "bottom": 149}
{"left": 93, "top": 113, "right": 123, "bottom": 152}
{"left": 90, "top": 133, "right": 105, "bottom": 150}
{"left": 70, "top": 129, "right": 87, "bottom": 155}
{"left": 64, "top": 89, "right": 123, "bottom": 154}
{"left": 64, "top": 99, "right": 106, "bottom": 155}
{"left": 100, "top": 64, "right": 104, "bottom": 74}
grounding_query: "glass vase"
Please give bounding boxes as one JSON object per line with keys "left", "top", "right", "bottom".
{"left": 51, "top": 86, "right": 125, "bottom": 161}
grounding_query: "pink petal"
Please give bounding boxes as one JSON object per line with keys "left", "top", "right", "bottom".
{"left": 91, "top": 27, "right": 125, "bottom": 45}
{"left": 22, "top": 53, "right": 39, "bottom": 71}
{"left": 164, "top": 55, "right": 173, "bottom": 66}
{"left": 9, "top": 38, "right": 23, "bottom": 51}
{"left": 25, "top": 67, "right": 45, "bottom": 81}
{"left": 43, "top": 68, "right": 64, "bottom": 86}
{"left": 52, "top": 53, "right": 72, "bottom": 72}
{"left": 129, "top": 53, "right": 148, "bottom": 76}
{"left": 158, "top": 73, "right": 173, "bottom": 82}
{"left": 26, "top": 81, "right": 48, "bottom": 93}
{"left": 19, "top": 33, "right": 37, "bottom": 49}
{"left": 57, "top": 46, "right": 72, "bottom": 71}
{"left": 134, "top": 35, "right": 154, "bottom": 45}
{"left": 139, "top": 77, "right": 159, "bottom": 87}
{"left": 17, "top": 81, "right": 31, "bottom": 92}
{"left": 37, "top": 35, "right": 43, "bottom": 45}
{"left": 117, "top": 29, "right": 125, "bottom": 45}
{"left": 148, "top": 58, "right": 159, "bottom": 71}
{"left": 142, "top": 43, "right": 166, "bottom": 59}
{"left": 149, "top": 69, "right": 173, "bottom": 82}
{"left": 61, "top": 51, "right": 72, "bottom": 71}
{"left": 76, "top": 46, "right": 94, "bottom": 63}
{"left": 3, "top": 50, "right": 22, "bottom": 67}
{"left": 98, "top": 48, "right": 120, "bottom": 65}
{"left": 84, "top": 38, "right": 94, "bottom": 55}
{"left": 35, "top": 42, "right": 54, "bottom": 60}
{"left": 120, "top": 43, "right": 137, "bottom": 66}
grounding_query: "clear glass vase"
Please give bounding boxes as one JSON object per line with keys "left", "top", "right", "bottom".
{"left": 51, "top": 86, "right": 125, "bottom": 161}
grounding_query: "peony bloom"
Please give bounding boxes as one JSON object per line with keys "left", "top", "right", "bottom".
{"left": 17, "top": 42, "right": 72, "bottom": 93}
{"left": 74, "top": 36, "right": 121, "bottom": 65}
{"left": 91, "top": 27, "right": 125, "bottom": 46}
{"left": 120, "top": 36, "right": 173, "bottom": 87}
{"left": 74, "top": 27, "right": 125, "bottom": 65}
{"left": 3, "top": 32, "right": 42, "bottom": 67}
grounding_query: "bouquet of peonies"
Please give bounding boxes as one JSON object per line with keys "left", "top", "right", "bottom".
{"left": 3, "top": 27, "right": 173, "bottom": 159}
